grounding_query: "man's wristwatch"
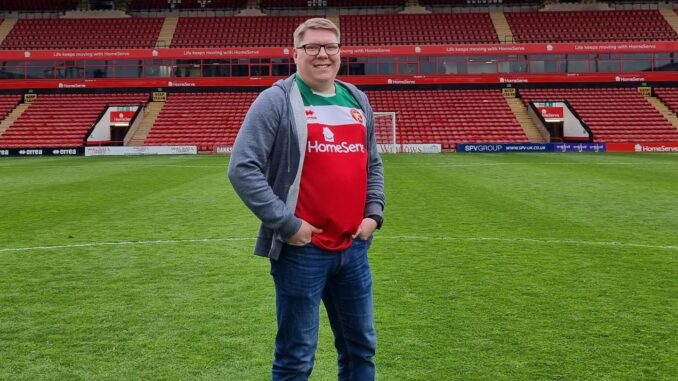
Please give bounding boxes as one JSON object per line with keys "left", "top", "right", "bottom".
{"left": 367, "top": 215, "right": 383, "bottom": 230}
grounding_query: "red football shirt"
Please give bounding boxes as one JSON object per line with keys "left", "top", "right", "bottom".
{"left": 294, "top": 76, "right": 368, "bottom": 251}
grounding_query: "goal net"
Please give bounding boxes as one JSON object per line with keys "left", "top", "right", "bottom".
{"left": 374, "top": 112, "right": 397, "bottom": 153}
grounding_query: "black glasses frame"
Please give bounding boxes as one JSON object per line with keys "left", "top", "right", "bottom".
{"left": 296, "top": 43, "right": 342, "bottom": 56}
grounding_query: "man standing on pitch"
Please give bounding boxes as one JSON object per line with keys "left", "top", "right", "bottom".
{"left": 228, "top": 18, "right": 385, "bottom": 381}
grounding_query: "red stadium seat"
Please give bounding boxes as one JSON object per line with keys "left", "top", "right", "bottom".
{"left": 0, "top": 18, "right": 164, "bottom": 50}
{"left": 654, "top": 88, "right": 678, "bottom": 115}
{"left": 505, "top": 10, "right": 678, "bottom": 43}
{"left": 341, "top": 13, "right": 499, "bottom": 45}
{"left": 520, "top": 88, "right": 678, "bottom": 143}
{"left": 366, "top": 89, "right": 528, "bottom": 150}
{"left": 0, "top": 94, "right": 149, "bottom": 148}
{"left": 170, "top": 16, "right": 307, "bottom": 48}
{"left": 143, "top": 92, "right": 258, "bottom": 151}
{"left": 0, "top": 95, "right": 22, "bottom": 121}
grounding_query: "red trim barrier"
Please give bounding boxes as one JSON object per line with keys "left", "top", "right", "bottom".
{"left": 3, "top": 41, "right": 677, "bottom": 60}
{"left": 0, "top": 72, "right": 675, "bottom": 89}
{"left": 607, "top": 143, "right": 678, "bottom": 153}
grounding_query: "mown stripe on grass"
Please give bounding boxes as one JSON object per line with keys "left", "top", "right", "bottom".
{"left": 1, "top": 235, "right": 676, "bottom": 253}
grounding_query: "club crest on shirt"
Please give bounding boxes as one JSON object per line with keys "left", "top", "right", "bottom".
{"left": 350, "top": 109, "right": 364, "bottom": 124}
{"left": 305, "top": 109, "right": 317, "bottom": 120}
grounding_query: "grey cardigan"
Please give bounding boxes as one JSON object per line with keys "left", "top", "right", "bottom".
{"left": 227, "top": 75, "right": 385, "bottom": 260}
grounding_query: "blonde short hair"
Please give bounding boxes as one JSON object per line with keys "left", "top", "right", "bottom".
{"left": 293, "top": 18, "right": 340, "bottom": 47}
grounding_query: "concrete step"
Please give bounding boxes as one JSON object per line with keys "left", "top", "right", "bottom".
{"left": 128, "top": 102, "right": 164, "bottom": 146}
{"left": 0, "top": 103, "right": 29, "bottom": 136}
{"left": 157, "top": 16, "right": 178, "bottom": 48}
{"left": 659, "top": 9, "right": 678, "bottom": 36}
{"left": 646, "top": 95, "right": 678, "bottom": 132}
{"left": 0, "top": 18, "right": 18, "bottom": 45}
{"left": 490, "top": 11, "right": 513, "bottom": 43}
{"left": 506, "top": 97, "right": 545, "bottom": 143}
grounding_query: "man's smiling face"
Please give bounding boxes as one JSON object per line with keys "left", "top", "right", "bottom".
{"left": 294, "top": 28, "right": 341, "bottom": 92}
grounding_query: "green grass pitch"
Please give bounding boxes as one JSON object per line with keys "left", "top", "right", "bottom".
{"left": 0, "top": 153, "right": 676, "bottom": 380}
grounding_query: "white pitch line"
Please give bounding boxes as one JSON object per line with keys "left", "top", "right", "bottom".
{"left": 1, "top": 235, "right": 676, "bottom": 253}
{"left": 386, "top": 235, "right": 678, "bottom": 251}
{"left": 0, "top": 237, "right": 254, "bottom": 253}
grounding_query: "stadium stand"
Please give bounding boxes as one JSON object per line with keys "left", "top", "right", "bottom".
{"left": 0, "top": 94, "right": 149, "bottom": 148}
{"left": 143, "top": 92, "right": 257, "bottom": 151}
{"left": 142, "top": 89, "right": 529, "bottom": 151}
{"left": 0, "top": 0, "right": 79, "bottom": 12}
{"left": 505, "top": 10, "right": 678, "bottom": 43}
{"left": 340, "top": 13, "right": 499, "bottom": 45}
{"left": 0, "top": 95, "right": 21, "bottom": 120}
{"left": 520, "top": 88, "right": 678, "bottom": 143}
{"left": 367, "top": 89, "right": 528, "bottom": 149}
{"left": 0, "top": 18, "right": 164, "bottom": 50}
{"left": 171, "top": 16, "right": 308, "bottom": 47}
{"left": 654, "top": 88, "right": 678, "bottom": 114}
{"left": 0, "top": 5, "right": 676, "bottom": 151}
{"left": 129, "top": 0, "right": 247, "bottom": 10}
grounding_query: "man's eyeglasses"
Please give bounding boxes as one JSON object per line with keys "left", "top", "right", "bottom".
{"left": 296, "top": 43, "right": 341, "bottom": 56}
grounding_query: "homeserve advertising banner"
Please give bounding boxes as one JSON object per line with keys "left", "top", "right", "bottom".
{"left": 536, "top": 106, "right": 564, "bottom": 122}
{"left": 110, "top": 110, "right": 136, "bottom": 124}
{"left": 6, "top": 41, "right": 675, "bottom": 61}
{"left": 607, "top": 143, "right": 678, "bottom": 153}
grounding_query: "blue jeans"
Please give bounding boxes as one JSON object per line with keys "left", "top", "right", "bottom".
{"left": 270, "top": 238, "right": 376, "bottom": 381}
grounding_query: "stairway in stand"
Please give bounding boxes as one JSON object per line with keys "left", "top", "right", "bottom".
{"left": 645, "top": 96, "right": 678, "bottom": 133}
{"left": 659, "top": 8, "right": 678, "bottom": 36}
{"left": 490, "top": 11, "right": 514, "bottom": 43}
{"left": 505, "top": 98, "right": 545, "bottom": 143}
{"left": 128, "top": 101, "right": 165, "bottom": 146}
{"left": 0, "top": 18, "right": 18, "bottom": 45}
{"left": 0, "top": 104, "right": 29, "bottom": 137}
{"left": 157, "top": 16, "right": 178, "bottom": 48}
